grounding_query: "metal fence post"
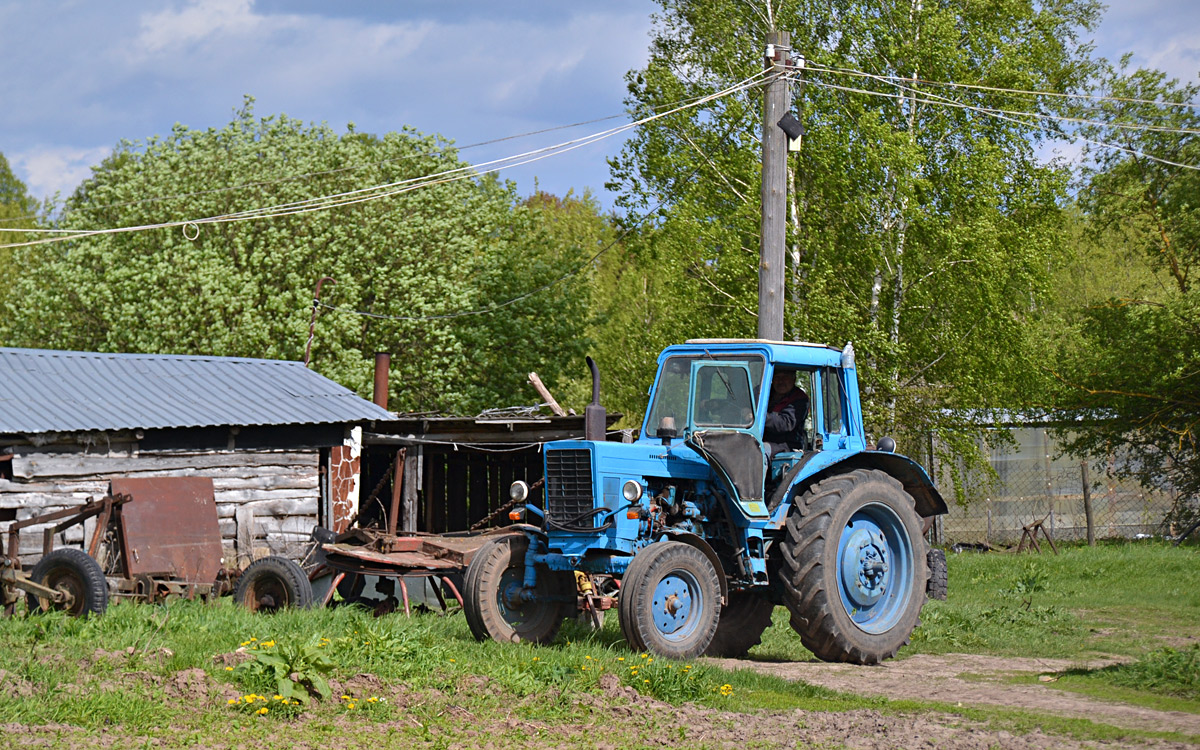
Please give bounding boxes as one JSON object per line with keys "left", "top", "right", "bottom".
{"left": 1081, "top": 460, "right": 1095, "bottom": 546}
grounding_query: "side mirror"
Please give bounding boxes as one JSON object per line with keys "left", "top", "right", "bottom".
{"left": 657, "top": 416, "right": 678, "bottom": 444}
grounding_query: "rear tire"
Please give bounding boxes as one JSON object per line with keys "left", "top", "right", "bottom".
{"left": 233, "top": 556, "right": 313, "bottom": 612}
{"left": 26, "top": 548, "right": 108, "bottom": 617}
{"left": 704, "top": 589, "right": 774, "bottom": 657}
{"left": 618, "top": 541, "right": 721, "bottom": 659}
{"left": 463, "top": 535, "right": 573, "bottom": 645}
{"left": 926, "top": 547, "right": 948, "bottom": 601}
{"left": 778, "top": 469, "right": 926, "bottom": 664}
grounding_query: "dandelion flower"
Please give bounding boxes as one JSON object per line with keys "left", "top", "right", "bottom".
{"left": 256, "top": 707, "right": 268, "bottom": 715}
{"left": 227, "top": 698, "right": 237, "bottom": 705}
{"left": 617, "top": 657, "right": 624, "bottom": 662}
{"left": 341, "top": 695, "right": 351, "bottom": 701}
{"left": 643, "top": 679, "right": 649, "bottom": 683}
{"left": 225, "top": 666, "right": 233, "bottom": 671}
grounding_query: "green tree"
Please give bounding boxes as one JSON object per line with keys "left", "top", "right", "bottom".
{"left": 1, "top": 102, "right": 588, "bottom": 414}
{"left": 606, "top": 0, "right": 1100, "bottom": 489}
{"left": 0, "top": 151, "right": 38, "bottom": 299}
{"left": 1053, "top": 61, "right": 1200, "bottom": 523}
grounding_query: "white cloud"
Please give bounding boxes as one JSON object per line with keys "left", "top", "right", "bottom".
{"left": 13, "top": 146, "right": 112, "bottom": 201}
{"left": 137, "top": 0, "right": 262, "bottom": 53}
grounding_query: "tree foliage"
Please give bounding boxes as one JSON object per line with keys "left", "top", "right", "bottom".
{"left": 602, "top": 0, "right": 1100, "bottom": 481}
{"left": 0, "top": 151, "right": 38, "bottom": 301}
{"left": 1, "top": 101, "right": 594, "bottom": 414}
{"left": 1054, "top": 62, "right": 1200, "bottom": 519}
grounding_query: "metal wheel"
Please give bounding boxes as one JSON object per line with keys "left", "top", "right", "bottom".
{"left": 463, "top": 535, "right": 573, "bottom": 645}
{"left": 26, "top": 548, "right": 108, "bottom": 617}
{"left": 618, "top": 541, "right": 721, "bottom": 659}
{"left": 232, "top": 556, "right": 313, "bottom": 612}
{"left": 778, "top": 469, "right": 927, "bottom": 664}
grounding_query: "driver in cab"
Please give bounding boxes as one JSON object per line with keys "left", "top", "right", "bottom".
{"left": 764, "top": 367, "right": 808, "bottom": 459}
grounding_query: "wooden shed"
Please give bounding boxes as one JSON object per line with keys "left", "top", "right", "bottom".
{"left": 358, "top": 413, "right": 627, "bottom": 535}
{"left": 0, "top": 347, "right": 392, "bottom": 567}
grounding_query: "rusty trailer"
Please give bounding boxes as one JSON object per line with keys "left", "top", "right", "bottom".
{"left": 2, "top": 477, "right": 228, "bottom": 617}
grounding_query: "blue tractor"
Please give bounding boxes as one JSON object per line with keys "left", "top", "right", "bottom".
{"left": 462, "top": 339, "right": 947, "bottom": 663}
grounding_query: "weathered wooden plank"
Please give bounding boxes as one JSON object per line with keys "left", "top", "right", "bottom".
{"left": 13, "top": 451, "right": 318, "bottom": 479}
{"left": 211, "top": 476, "right": 319, "bottom": 491}
{"left": 0, "top": 465, "right": 318, "bottom": 494}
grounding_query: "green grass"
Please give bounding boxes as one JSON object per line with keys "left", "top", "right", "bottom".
{"left": 910, "top": 540, "right": 1200, "bottom": 658}
{"left": 0, "top": 598, "right": 883, "bottom": 748}
{"left": 1, "top": 540, "right": 1197, "bottom": 747}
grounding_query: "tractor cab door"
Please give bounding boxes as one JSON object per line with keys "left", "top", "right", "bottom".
{"left": 682, "top": 360, "right": 769, "bottom": 518}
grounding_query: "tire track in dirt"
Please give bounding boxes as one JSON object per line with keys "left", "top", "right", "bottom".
{"left": 707, "top": 653, "right": 1200, "bottom": 736}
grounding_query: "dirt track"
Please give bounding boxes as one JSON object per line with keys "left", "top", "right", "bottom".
{"left": 708, "top": 652, "right": 1200, "bottom": 737}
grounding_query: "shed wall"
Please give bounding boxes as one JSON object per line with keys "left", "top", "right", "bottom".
{"left": 1, "top": 443, "right": 320, "bottom": 567}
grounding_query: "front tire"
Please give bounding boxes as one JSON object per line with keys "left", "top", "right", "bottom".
{"left": 463, "top": 535, "right": 573, "bottom": 645}
{"left": 26, "top": 548, "right": 108, "bottom": 617}
{"left": 778, "top": 469, "right": 927, "bottom": 664}
{"left": 233, "top": 556, "right": 314, "bottom": 612}
{"left": 618, "top": 541, "right": 721, "bottom": 659}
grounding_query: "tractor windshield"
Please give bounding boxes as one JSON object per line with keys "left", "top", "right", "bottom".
{"left": 646, "top": 354, "right": 764, "bottom": 437}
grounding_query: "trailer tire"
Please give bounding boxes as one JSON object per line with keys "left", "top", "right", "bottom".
{"left": 703, "top": 589, "right": 774, "bottom": 657}
{"left": 778, "top": 469, "right": 927, "bottom": 664}
{"left": 233, "top": 556, "right": 313, "bottom": 612}
{"left": 26, "top": 548, "right": 108, "bottom": 617}
{"left": 464, "top": 534, "right": 572, "bottom": 645}
{"left": 618, "top": 541, "right": 721, "bottom": 659}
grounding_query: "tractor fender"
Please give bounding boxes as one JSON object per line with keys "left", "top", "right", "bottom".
{"left": 662, "top": 531, "right": 729, "bottom": 606}
{"left": 776, "top": 451, "right": 947, "bottom": 520}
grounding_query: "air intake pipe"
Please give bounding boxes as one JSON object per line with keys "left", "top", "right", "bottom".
{"left": 585, "top": 356, "right": 606, "bottom": 442}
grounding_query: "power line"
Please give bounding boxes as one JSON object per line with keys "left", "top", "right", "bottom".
{"left": 800, "top": 66, "right": 1200, "bottom": 137}
{"left": 0, "top": 70, "right": 772, "bottom": 250}
{"left": 802, "top": 77, "right": 1200, "bottom": 172}
{"left": 803, "top": 62, "right": 1199, "bottom": 111}
{"left": 0, "top": 116, "right": 624, "bottom": 226}
{"left": 313, "top": 98, "right": 754, "bottom": 325}
{"left": 0, "top": 83, "right": 768, "bottom": 227}
{"left": 316, "top": 185, "right": 654, "bottom": 323}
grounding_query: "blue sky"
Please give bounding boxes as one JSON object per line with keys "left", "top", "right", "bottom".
{"left": 1, "top": 1, "right": 1197, "bottom": 212}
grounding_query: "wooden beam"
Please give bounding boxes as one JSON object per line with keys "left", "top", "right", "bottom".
{"left": 528, "top": 372, "right": 567, "bottom": 416}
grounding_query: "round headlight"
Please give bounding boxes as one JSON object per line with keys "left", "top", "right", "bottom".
{"left": 622, "top": 479, "right": 644, "bottom": 503}
{"left": 509, "top": 480, "right": 529, "bottom": 502}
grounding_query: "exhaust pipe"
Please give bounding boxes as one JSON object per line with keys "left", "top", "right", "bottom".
{"left": 372, "top": 352, "right": 391, "bottom": 410}
{"left": 584, "top": 356, "right": 606, "bottom": 442}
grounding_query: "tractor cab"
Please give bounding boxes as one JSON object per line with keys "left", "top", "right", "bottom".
{"left": 642, "top": 340, "right": 864, "bottom": 515}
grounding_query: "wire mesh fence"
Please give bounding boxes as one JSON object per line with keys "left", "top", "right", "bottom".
{"left": 927, "top": 427, "right": 1179, "bottom": 547}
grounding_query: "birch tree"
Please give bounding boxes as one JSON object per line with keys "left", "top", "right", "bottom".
{"left": 605, "top": 0, "right": 1100, "bottom": 470}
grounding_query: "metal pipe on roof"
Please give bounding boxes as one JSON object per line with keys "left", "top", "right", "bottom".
{"left": 373, "top": 353, "right": 391, "bottom": 410}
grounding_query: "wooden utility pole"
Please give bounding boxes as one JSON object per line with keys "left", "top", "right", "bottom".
{"left": 759, "top": 31, "right": 792, "bottom": 340}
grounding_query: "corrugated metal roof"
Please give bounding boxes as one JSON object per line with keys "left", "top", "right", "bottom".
{"left": 0, "top": 347, "right": 394, "bottom": 434}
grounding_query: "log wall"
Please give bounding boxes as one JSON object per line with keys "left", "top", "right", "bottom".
{"left": 0, "top": 443, "right": 320, "bottom": 567}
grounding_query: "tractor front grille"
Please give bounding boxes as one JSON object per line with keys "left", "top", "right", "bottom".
{"left": 545, "top": 449, "right": 595, "bottom": 527}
